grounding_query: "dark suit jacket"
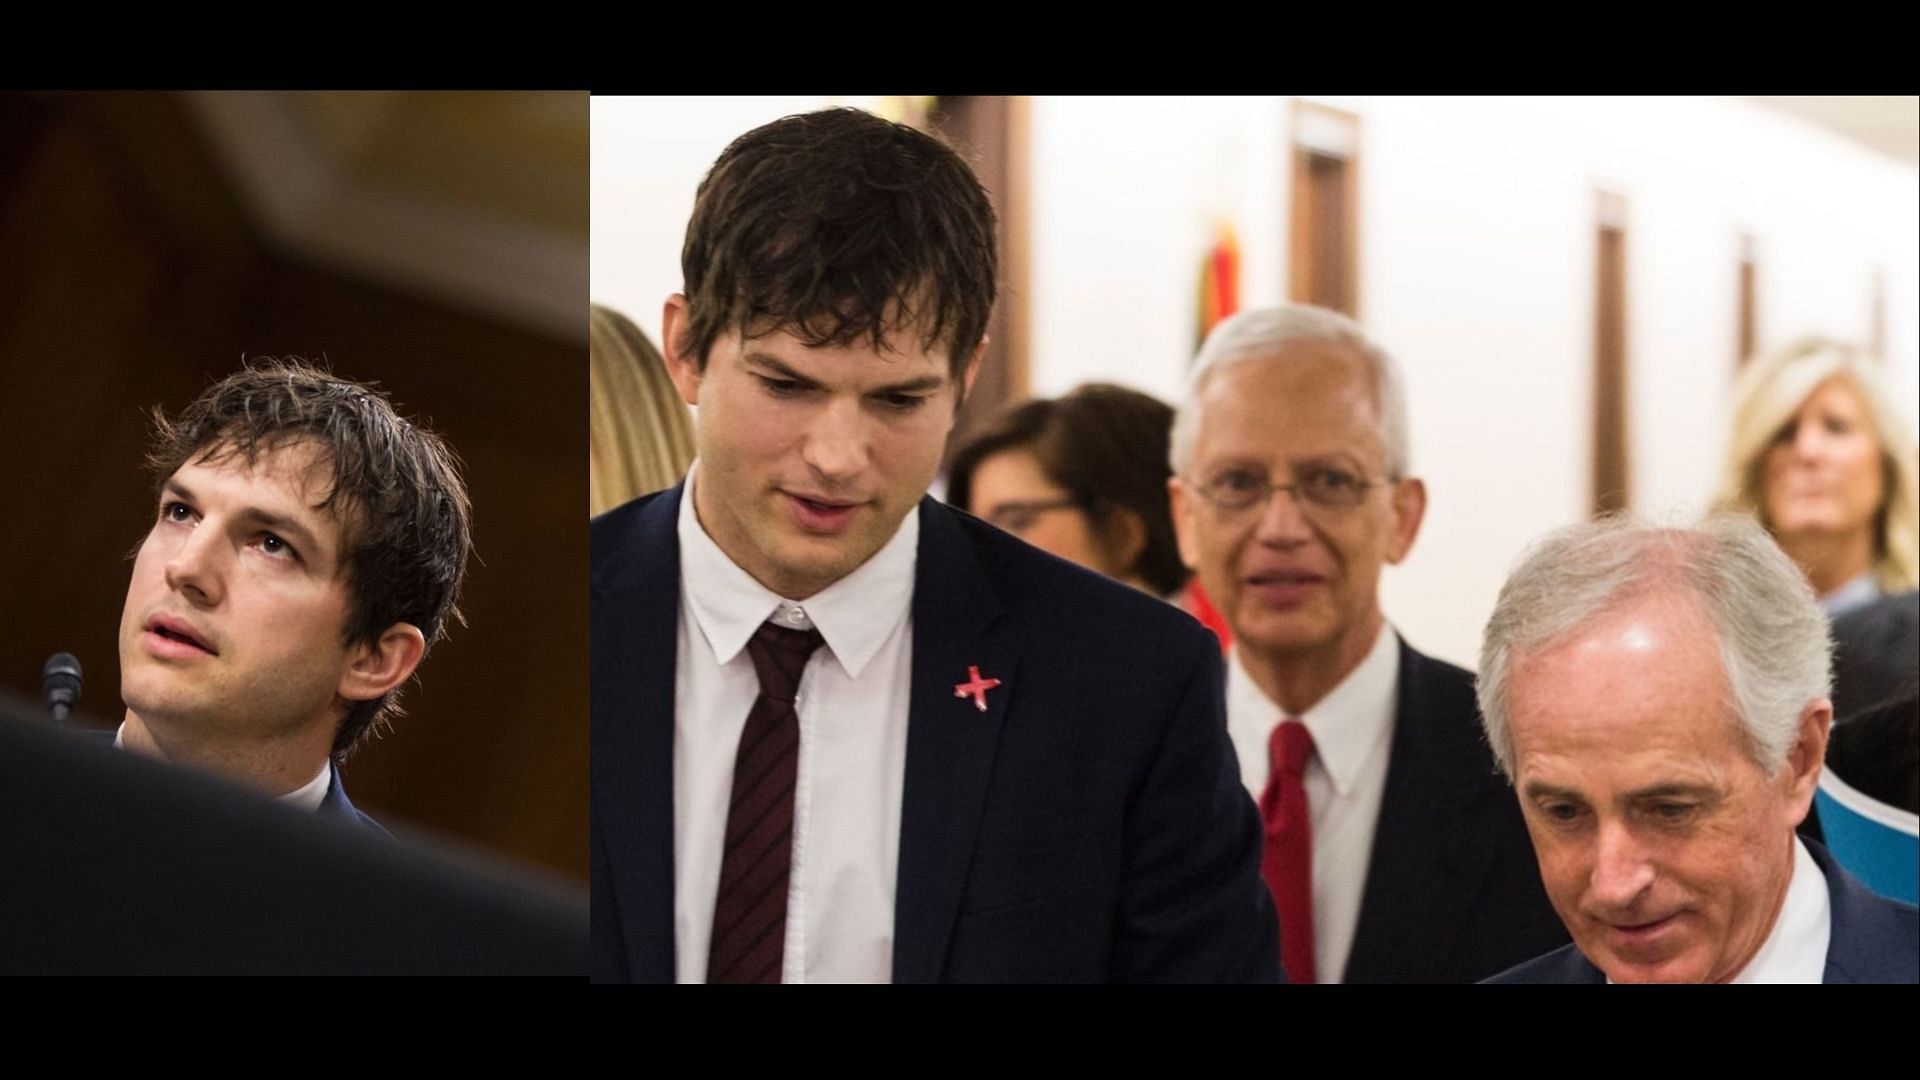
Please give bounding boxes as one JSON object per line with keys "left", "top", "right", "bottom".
{"left": 590, "top": 486, "right": 1279, "bottom": 983}
{"left": 1830, "top": 590, "right": 1920, "bottom": 724}
{"left": 1333, "top": 642, "right": 1570, "bottom": 982}
{"left": 1485, "top": 839, "right": 1920, "bottom": 983}
{"left": 318, "top": 762, "right": 387, "bottom": 833}
{"left": 1825, "top": 693, "right": 1919, "bottom": 814}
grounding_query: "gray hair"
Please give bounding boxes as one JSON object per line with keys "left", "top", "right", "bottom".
{"left": 1476, "top": 514, "right": 1832, "bottom": 779}
{"left": 1168, "top": 304, "right": 1411, "bottom": 479}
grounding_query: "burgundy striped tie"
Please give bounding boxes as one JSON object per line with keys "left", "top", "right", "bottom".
{"left": 707, "top": 620, "right": 823, "bottom": 984}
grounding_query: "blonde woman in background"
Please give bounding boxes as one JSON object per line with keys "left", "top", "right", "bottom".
{"left": 1715, "top": 338, "right": 1920, "bottom": 615}
{"left": 590, "top": 304, "right": 696, "bottom": 516}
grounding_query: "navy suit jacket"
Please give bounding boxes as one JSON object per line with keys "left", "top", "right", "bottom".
{"left": 317, "top": 762, "right": 386, "bottom": 834}
{"left": 1485, "top": 839, "right": 1920, "bottom": 983}
{"left": 1336, "top": 643, "right": 1570, "bottom": 982}
{"left": 590, "top": 486, "right": 1279, "bottom": 983}
{"left": 1830, "top": 590, "right": 1919, "bottom": 723}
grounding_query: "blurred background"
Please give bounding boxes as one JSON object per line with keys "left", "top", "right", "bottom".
{"left": 591, "top": 94, "right": 1919, "bottom": 669}
{"left": 0, "top": 91, "right": 588, "bottom": 881}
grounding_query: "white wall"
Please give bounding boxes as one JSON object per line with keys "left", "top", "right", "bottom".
{"left": 591, "top": 95, "right": 1920, "bottom": 668}
{"left": 1023, "top": 95, "right": 1919, "bottom": 667}
{"left": 590, "top": 96, "right": 829, "bottom": 347}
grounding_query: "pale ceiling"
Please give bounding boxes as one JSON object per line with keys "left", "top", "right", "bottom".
{"left": 1748, "top": 95, "right": 1919, "bottom": 167}
{"left": 186, "top": 91, "right": 587, "bottom": 343}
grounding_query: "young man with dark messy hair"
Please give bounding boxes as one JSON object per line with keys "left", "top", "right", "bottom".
{"left": 591, "top": 108, "right": 1278, "bottom": 983}
{"left": 116, "top": 358, "right": 471, "bottom": 829}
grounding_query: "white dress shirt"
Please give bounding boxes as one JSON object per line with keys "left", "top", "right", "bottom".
{"left": 1730, "top": 837, "right": 1831, "bottom": 983}
{"left": 1227, "top": 623, "right": 1400, "bottom": 984}
{"left": 114, "top": 722, "right": 331, "bottom": 811}
{"left": 673, "top": 464, "right": 915, "bottom": 984}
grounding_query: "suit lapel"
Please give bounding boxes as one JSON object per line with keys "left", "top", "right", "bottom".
{"left": 892, "top": 500, "right": 1012, "bottom": 983}
{"left": 592, "top": 486, "right": 683, "bottom": 982}
{"left": 1813, "top": 838, "right": 1917, "bottom": 984}
{"left": 1344, "top": 640, "right": 1505, "bottom": 982}
{"left": 319, "top": 763, "right": 388, "bottom": 833}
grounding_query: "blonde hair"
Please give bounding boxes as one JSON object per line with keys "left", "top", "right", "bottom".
{"left": 1712, "top": 338, "right": 1919, "bottom": 593}
{"left": 590, "top": 304, "right": 696, "bottom": 516}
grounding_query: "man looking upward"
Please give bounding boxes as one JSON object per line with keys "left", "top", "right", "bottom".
{"left": 118, "top": 359, "right": 471, "bottom": 827}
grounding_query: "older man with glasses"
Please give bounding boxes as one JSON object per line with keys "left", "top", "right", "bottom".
{"left": 1168, "top": 305, "right": 1568, "bottom": 983}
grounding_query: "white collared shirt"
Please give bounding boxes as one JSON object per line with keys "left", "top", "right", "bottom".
{"left": 672, "top": 463, "right": 916, "bottom": 984}
{"left": 1729, "top": 837, "right": 1831, "bottom": 983}
{"left": 1227, "top": 623, "right": 1401, "bottom": 984}
{"left": 112, "top": 721, "right": 332, "bottom": 811}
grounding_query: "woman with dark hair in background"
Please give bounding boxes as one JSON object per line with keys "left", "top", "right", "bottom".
{"left": 948, "top": 383, "right": 1190, "bottom": 600}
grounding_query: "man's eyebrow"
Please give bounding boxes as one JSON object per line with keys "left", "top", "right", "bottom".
{"left": 1290, "top": 451, "right": 1371, "bottom": 472}
{"left": 1623, "top": 783, "right": 1718, "bottom": 802}
{"left": 1521, "top": 780, "right": 1585, "bottom": 802}
{"left": 163, "top": 479, "right": 327, "bottom": 556}
{"left": 741, "top": 353, "right": 824, "bottom": 389}
{"left": 869, "top": 375, "right": 946, "bottom": 395}
{"left": 742, "top": 351, "right": 948, "bottom": 396}
{"left": 238, "top": 507, "right": 324, "bottom": 555}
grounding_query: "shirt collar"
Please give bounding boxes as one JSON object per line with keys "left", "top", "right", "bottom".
{"left": 1820, "top": 573, "right": 1880, "bottom": 618}
{"left": 677, "top": 462, "right": 918, "bottom": 679}
{"left": 1229, "top": 622, "right": 1401, "bottom": 796}
{"left": 280, "top": 760, "right": 333, "bottom": 813}
{"left": 1730, "top": 836, "right": 1831, "bottom": 983}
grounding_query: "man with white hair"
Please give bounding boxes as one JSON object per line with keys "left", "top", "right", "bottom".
{"left": 1479, "top": 515, "right": 1919, "bottom": 983}
{"left": 1169, "top": 304, "right": 1567, "bottom": 982}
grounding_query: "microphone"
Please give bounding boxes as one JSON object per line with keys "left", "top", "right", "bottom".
{"left": 42, "top": 653, "right": 82, "bottom": 725}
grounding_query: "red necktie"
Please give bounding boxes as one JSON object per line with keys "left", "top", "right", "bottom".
{"left": 707, "top": 620, "right": 823, "bottom": 984}
{"left": 1261, "top": 719, "right": 1316, "bottom": 984}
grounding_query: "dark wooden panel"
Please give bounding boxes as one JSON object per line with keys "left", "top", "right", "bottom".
{"left": 0, "top": 91, "right": 585, "bottom": 880}
{"left": 932, "top": 95, "right": 1030, "bottom": 459}
{"left": 1593, "top": 192, "right": 1630, "bottom": 517}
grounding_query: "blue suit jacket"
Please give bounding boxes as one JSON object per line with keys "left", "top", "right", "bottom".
{"left": 590, "top": 486, "right": 1280, "bottom": 983}
{"left": 317, "top": 762, "right": 387, "bottom": 834}
{"left": 1485, "top": 839, "right": 1920, "bottom": 983}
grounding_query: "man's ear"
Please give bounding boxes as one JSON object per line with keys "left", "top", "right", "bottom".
{"left": 1781, "top": 698, "right": 1833, "bottom": 828}
{"left": 1170, "top": 476, "right": 1200, "bottom": 572}
{"left": 338, "top": 623, "right": 428, "bottom": 704}
{"left": 960, "top": 337, "right": 987, "bottom": 403}
{"left": 1099, "top": 505, "right": 1149, "bottom": 575}
{"left": 1384, "top": 476, "right": 1428, "bottom": 565}
{"left": 661, "top": 294, "right": 703, "bottom": 407}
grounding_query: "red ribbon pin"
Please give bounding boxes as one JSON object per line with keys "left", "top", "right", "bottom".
{"left": 954, "top": 665, "right": 1001, "bottom": 713}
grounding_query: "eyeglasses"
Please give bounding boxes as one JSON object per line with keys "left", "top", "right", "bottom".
{"left": 982, "top": 497, "right": 1083, "bottom": 533}
{"left": 1187, "top": 463, "right": 1390, "bottom": 513}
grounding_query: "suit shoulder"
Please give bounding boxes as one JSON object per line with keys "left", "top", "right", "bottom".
{"left": 1399, "top": 642, "right": 1478, "bottom": 707}
{"left": 591, "top": 488, "right": 672, "bottom": 548}
{"left": 1483, "top": 943, "right": 1593, "bottom": 984}
{"left": 592, "top": 488, "right": 678, "bottom": 585}
{"left": 1395, "top": 642, "right": 1490, "bottom": 756}
{"left": 949, "top": 506, "right": 1215, "bottom": 656}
